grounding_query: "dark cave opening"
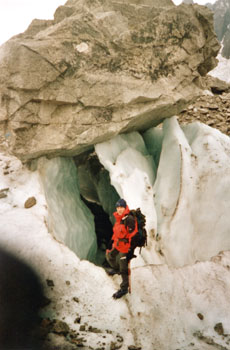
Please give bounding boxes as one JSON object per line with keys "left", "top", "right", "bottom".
{"left": 81, "top": 196, "right": 113, "bottom": 249}
{"left": 74, "top": 151, "right": 120, "bottom": 265}
{"left": 81, "top": 196, "right": 114, "bottom": 266}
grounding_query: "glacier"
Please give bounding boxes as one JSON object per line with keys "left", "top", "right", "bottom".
{"left": 76, "top": 154, "right": 119, "bottom": 224}
{"left": 37, "top": 156, "right": 97, "bottom": 262}
{"left": 1, "top": 117, "right": 230, "bottom": 349}
{"left": 154, "top": 117, "right": 230, "bottom": 266}
{"left": 95, "top": 132, "right": 159, "bottom": 264}
{"left": 95, "top": 118, "right": 230, "bottom": 267}
{"left": 26, "top": 117, "right": 230, "bottom": 268}
{"left": 209, "top": 52, "right": 230, "bottom": 83}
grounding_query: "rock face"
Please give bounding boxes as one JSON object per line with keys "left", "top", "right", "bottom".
{"left": 0, "top": 0, "right": 219, "bottom": 161}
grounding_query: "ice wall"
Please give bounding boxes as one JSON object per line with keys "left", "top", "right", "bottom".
{"left": 77, "top": 161, "right": 119, "bottom": 223}
{"left": 143, "top": 127, "right": 163, "bottom": 169}
{"left": 95, "top": 132, "right": 160, "bottom": 264}
{"left": 95, "top": 119, "right": 230, "bottom": 267}
{"left": 38, "top": 157, "right": 97, "bottom": 262}
{"left": 35, "top": 118, "right": 230, "bottom": 268}
{"left": 153, "top": 117, "right": 230, "bottom": 266}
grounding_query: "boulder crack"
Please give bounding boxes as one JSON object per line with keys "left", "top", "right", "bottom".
{"left": 21, "top": 44, "right": 63, "bottom": 75}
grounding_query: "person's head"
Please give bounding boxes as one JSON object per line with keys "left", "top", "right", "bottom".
{"left": 115, "top": 198, "right": 127, "bottom": 215}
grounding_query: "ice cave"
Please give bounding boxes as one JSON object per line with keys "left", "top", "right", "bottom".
{"left": 37, "top": 116, "right": 230, "bottom": 268}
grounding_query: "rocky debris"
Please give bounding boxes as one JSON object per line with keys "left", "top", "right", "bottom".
{"left": 42, "top": 332, "right": 83, "bottom": 350}
{"left": 214, "top": 322, "right": 224, "bottom": 336}
{"left": 178, "top": 87, "right": 230, "bottom": 136}
{"left": 46, "top": 279, "right": 55, "bottom": 287}
{"left": 24, "top": 196, "right": 37, "bottom": 208}
{"left": 205, "top": 75, "right": 230, "bottom": 94}
{"left": 197, "top": 313, "right": 204, "bottom": 320}
{"left": 73, "top": 297, "right": 80, "bottom": 303}
{"left": 0, "top": 0, "right": 219, "bottom": 162}
{"left": 2, "top": 162, "right": 13, "bottom": 175}
{"left": 52, "top": 319, "right": 70, "bottom": 335}
{"left": 39, "top": 317, "right": 124, "bottom": 350}
{"left": 110, "top": 342, "right": 122, "bottom": 350}
{"left": 74, "top": 317, "right": 81, "bottom": 324}
{"left": 193, "top": 329, "right": 230, "bottom": 349}
{"left": 88, "top": 326, "right": 102, "bottom": 333}
{"left": 0, "top": 187, "right": 9, "bottom": 198}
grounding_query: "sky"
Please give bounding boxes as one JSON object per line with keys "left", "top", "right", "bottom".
{"left": 0, "top": 0, "right": 218, "bottom": 46}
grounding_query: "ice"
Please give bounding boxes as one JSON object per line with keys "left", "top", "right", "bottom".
{"left": 209, "top": 52, "right": 230, "bottom": 83}
{"left": 37, "top": 156, "right": 97, "bottom": 262}
{"left": 77, "top": 159, "right": 119, "bottom": 222}
{"left": 95, "top": 132, "right": 160, "bottom": 264}
{"left": 95, "top": 118, "right": 230, "bottom": 267}
{"left": 143, "top": 127, "right": 163, "bottom": 169}
{"left": 154, "top": 116, "right": 230, "bottom": 266}
{"left": 153, "top": 117, "right": 198, "bottom": 265}
{"left": 2, "top": 119, "right": 230, "bottom": 349}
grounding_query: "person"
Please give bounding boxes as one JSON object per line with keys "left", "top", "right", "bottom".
{"left": 106, "top": 198, "right": 138, "bottom": 299}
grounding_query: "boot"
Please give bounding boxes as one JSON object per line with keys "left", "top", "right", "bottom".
{"left": 105, "top": 268, "right": 120, "bottom": 276}
{"left": 112, "top": 288, "right": 128, "bottom": 299}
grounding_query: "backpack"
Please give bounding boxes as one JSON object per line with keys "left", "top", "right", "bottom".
{"left": 125, "top": 208, "right": 147, "bottom": 250}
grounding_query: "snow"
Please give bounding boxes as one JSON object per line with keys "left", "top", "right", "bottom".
{"left": 209, "top": 52, "right": 230, "bottom": 83}
{"left": 1, "top": 118, "right": 230, "bottom": 349}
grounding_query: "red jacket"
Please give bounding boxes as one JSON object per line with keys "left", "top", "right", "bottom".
{"left": 112, "top": 206, "right": 138, "bottom": 253}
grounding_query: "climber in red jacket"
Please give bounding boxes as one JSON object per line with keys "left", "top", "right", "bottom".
{"left": 106, "top": 198, "right": 138, "bottom": 299}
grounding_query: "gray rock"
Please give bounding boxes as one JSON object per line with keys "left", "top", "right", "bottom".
{"left": 205, "top": 75, "right": 230, "bottom": 94}
{"left": 0, "top": 0, "right": 220, "bottom": 161}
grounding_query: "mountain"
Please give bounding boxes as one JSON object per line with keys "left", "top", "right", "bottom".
{"left": 208, "top": 0, "right": 230, "bottom": 58}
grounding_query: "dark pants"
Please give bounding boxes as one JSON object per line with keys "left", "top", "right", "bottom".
{"left": 106, "top": 248, "right": 129, "bottom": 291}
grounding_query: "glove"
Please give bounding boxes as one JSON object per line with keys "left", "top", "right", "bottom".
{"left": 126, "top": 249, "right": 136, "bottom": 262}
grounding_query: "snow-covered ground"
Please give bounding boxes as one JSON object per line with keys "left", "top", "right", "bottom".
{"left": 1, "top": 117, "right": 230, "bottom": 349}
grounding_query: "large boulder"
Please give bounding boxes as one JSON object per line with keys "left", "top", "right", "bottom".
{"left": 0, "top": 0, "right": 220, "bottom": 161}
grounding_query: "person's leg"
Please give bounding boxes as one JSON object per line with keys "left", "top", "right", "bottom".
{"left": 118, "top": 253, "right": 129, "bottom": 291}
{"left": 106, "top": 249, "right": 120, "bottom": 273}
